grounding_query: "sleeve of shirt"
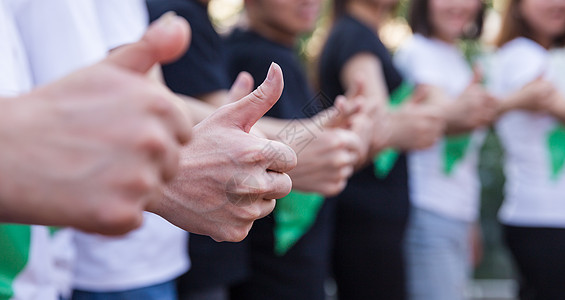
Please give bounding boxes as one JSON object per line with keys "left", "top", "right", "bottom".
{"left": 497, "top": 38, "right": 548, "bottom": 96}
{"left": 393, "top": 37, "right": 445, "bottom": 87}
{"left": 95, "top": 0, "right": 148, "bottom": 51}
{"left": 149, "top": 1, "right": 230, "bottom": 97}
{"left": 333, "top": 20, "right": 403, "bottom": 94}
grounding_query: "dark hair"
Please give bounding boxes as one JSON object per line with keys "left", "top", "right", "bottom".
{"left": 408, "top": 0, "right": 485, "bottom": 40}
{"left": 496, "top": 0, "right": 565, "bottom": 48}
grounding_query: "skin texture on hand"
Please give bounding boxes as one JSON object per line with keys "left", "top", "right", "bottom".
{"left": 441, "top": 73, "right": 498, "bottom": 134}
{"left": 149, "top": 63, "right": 298, "bottom": 242}
{"left": 386, "top": 86, "right": 446, "bottom": 151}
{"left": 498, "top": 77, "right": 557, "bottom": 116}
{"left": 286, "top": 126, "right": 363, "bottom": 197}
{"left": 256, "top": 95, "right": 365, "bottom": 197}
{"left": 0, "top": 13, "right": 193, "bottom": 235}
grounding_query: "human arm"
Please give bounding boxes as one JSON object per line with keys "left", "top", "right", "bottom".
{"left": 440, "top": 72, "right": 498, "bottom": 135}
{"left": 341, "top": 53, "right": 445, "bottom": 153}
{"left": 0, "top": 14, "right": 192, "bottom": 235}
{"left": 149, "top": 63, "right": 297, "bottom": 242}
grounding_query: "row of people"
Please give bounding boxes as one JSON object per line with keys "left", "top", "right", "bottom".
{"left": 0, "top": 0, "right": 296, "bottom": 298}
{"left": 166, "top": 0, "right": 565, "bottom": 299}
{"left": 1, "top": 0, "right": 564, "bottom": 299}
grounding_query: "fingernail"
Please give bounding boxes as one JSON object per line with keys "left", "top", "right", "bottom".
{"left": 266, "top": 62, "right": 277, "bottom": 82}
{"left": 154, "top": 11, "right": 178, "bottom": 32}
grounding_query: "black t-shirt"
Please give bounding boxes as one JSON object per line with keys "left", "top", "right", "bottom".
{"left": 319, "top": 14, "right": 409, "bottom": 224}
{"left": 226, "top": 29, "right": 321, "bottom": 119}
{"left": 147, "top": 0, "right": 230, "bottom": 97}
{"left": 225, "top": 29, "right": 333, "bottom": 300}
{"left": 147, "top": 0, "right": 247, "bottom": 291}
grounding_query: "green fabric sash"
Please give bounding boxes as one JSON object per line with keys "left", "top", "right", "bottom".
{"left": 547, "top": 124, "right": 565, "bottom": 180}
{"left": 373, "top": 82, "right": 413, "bottom": 178}
{"left": 443, "top": 134, "right": 472, "bottom": 175}
{"left": 273, "top": 190, "right": 324, "bottom": 256}
{"left": 0, "top": 224, "right": 31, "bottom": 300}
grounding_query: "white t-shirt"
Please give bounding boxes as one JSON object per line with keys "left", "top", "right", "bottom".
{"left": 0, "top": 2, "right": 57, "bottom": 299}
{"left": 394, "top": 34, "right": 485, "bottom": 222}
{"left": 73, "top": 213, "right": 189, "bottom": 291}
{"left": 69, "top": 1, "right": 190, "bottom": 292}
{"left": 8, "top": 0, "right": 189, "bottom": 293}
{"left": 491, "top": 37, "right": 565, "bottom": 227}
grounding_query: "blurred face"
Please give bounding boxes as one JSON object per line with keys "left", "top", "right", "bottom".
{"left": 429, "top": 0, "right": 481, "bottom": 42}
{"left": 520, "top": 0, "right": 565, "bottom": 42}
{"left": 250, "top": 0, "right": 322, "bottom": 36}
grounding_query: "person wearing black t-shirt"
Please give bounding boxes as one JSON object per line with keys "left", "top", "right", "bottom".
{"left": 224, "top": 0, "right": 367, "bottom": 299}
{"left": 318, "top": 0, "right": 445, "bottom": 299}
{"left": 147, "top": 1, "right": 252, "bottom": 300}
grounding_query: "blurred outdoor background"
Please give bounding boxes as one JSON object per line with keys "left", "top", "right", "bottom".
{"left": 209, "top": 0, "right": 516, "bottom": 298}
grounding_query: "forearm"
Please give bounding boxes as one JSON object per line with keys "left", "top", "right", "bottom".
{"left": 496, "top": 95, "right": 521, "bottom": 117}
{"left": 443, "top": 102, "right": 475, "bottom": 135}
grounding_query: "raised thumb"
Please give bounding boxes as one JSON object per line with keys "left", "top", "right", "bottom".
{"left": 227, "top": 71, "right": 255, "bottom": 104}
{"left": 470, "top": 66, "right": 483, "bottom": 86}
{"left": 104, "top": 12, "right": 191, "bottom": 74}
{"left": 220, "top": 63, "right": 284, "bottom": 133}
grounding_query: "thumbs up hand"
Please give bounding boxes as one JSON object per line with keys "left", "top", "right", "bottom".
{"left": 0, "top": 13, "right": 193, "bottom": 235}
{"left": 152, "top": 63, "right": 297, "bottom": 242}
{"left": 443, "top": 71, "right": 498, "bottom": 134}
{"left": 386, "top": 85, "right": 446, "bottom": 150}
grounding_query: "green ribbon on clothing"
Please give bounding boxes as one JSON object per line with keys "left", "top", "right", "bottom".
{"left": 273, "top": 190, "right": 324, "bottom": 256}
{"left": 443, "top": 134, "right": 472, "bottom": 176}
{"left": 48, "top": 226, "right": 61, "bottom": 236}
{"left": 0, "top": 224, "right": 31, "bottom": 300}
{"left": 373, "top": 82, "right": 413, "bottom": 178}
{"left": 547, "top": 124, "right": 565, "bottom": 180}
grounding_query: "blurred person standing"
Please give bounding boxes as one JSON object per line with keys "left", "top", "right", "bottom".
{"left": 12, "top": 0, "right": 188, "bottom": 299}
{"left": 0, "top": 0, "right": 56, "bottom": 298}
{"left": 490, "top": 0, "right": 565, "bottom": 299}
{"left": 225, "top": 0, "right": 367, "bottom": 299}
{"left": 394, "top": 1, "right": 497, "bottom": 299}
{"left": 0, "top": 0, "right": 193, "bottom": 298}
{"left": 318, "top": 0, "right": 445, "bottom": 298}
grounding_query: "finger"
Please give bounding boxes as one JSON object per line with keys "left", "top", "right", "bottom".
{"left": 263, "top": 140, "right": 297, "bottom": 173}
{"left": 256, "top": 199, "right": 277, "bottom": 221}
{"left": 218, "top": 63, "right": 284, "bottom": 133}
{"left": 134, "top": 123, "right": 181, "bottom": 181}
{"left": 345, "top": 71, "right": 366, "bottom": 99}
{"left": 318, "top": 95, "right": 361, "bottom": 129}
{"left": 336, "top": 129, "right": 364, "bottom": 158}
{"left": 470, "top": 66, "right": 483, "bottom": 85}
{"left": 408, "top": 85, "right": 429, "bottom": 106}
{"left": 261, "top": 172, "right": 292, "bottom": 200}
{"left": 227, "top": 72, "right": 255, "bottom": 103}
{"left": 146, "top": 86, "right": 193, "bottom": 145}
{"left": 104, "top": 12, "right": 191, "bottom": 74}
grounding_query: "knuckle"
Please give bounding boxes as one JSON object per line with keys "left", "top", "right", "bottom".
{"left": 251, "top": 85, "right": 269, "bottom": 104}
{"left": 93, "top": 205, "right": 142, "bottom": 235}
{"left": 138, "top": 130, "right": 168, "bottom": 155}
{"left": 129, "top": 173, "right": 159, "bottom": 193}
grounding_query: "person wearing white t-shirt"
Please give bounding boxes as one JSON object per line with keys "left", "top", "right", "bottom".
{"left": 0, "top": 3, "right": 193, "bottom": 299}
{"left": 8, "top": 1, "right": 189, "bottom": 299}
{"left": 394, "top": 1, "right": 497, "bottom": 299}
{"left": 0, "top": 2, "right": 59, "bottom": 299}
{"left": 0, "top": 2, "right": 298, "bottom": 299}
{"left": 491, "top": 0, "right": 565, "bottom": 298}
